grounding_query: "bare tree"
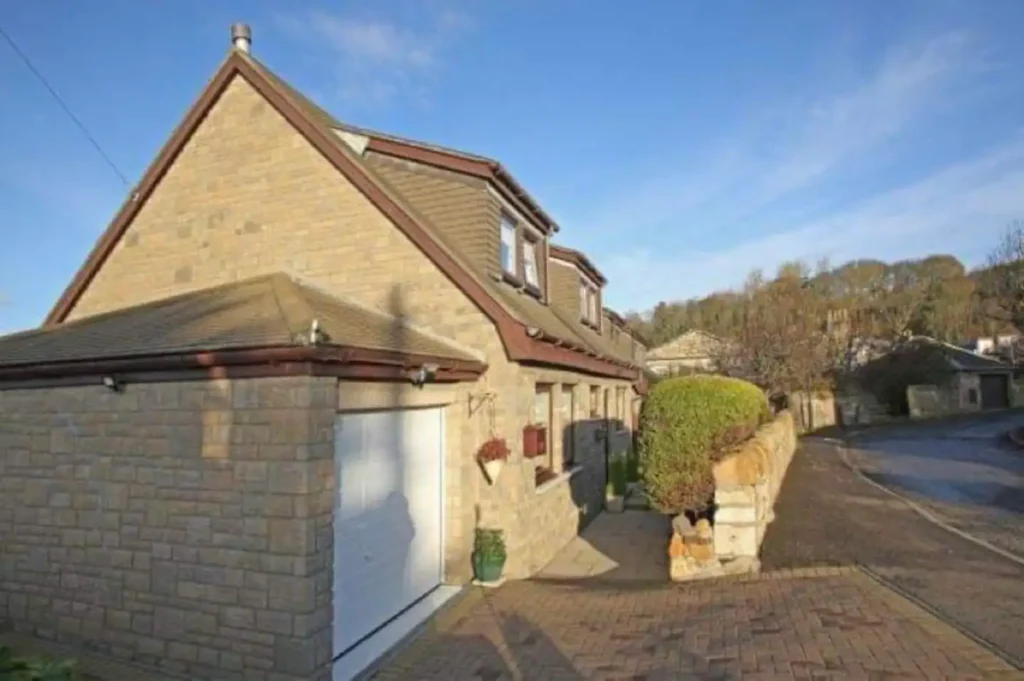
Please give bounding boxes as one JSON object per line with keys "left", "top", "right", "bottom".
{"left": 977, "top": 220, "right": 1024, "bottom": 332}
{"left": 717, "top": 262, "right": 837, "bottom": 398}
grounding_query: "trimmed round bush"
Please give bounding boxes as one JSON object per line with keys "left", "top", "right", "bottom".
{"left": 638, "top": 374, "right": 769, "bottom": 514}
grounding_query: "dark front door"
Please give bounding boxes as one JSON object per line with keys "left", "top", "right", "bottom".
{"left": 979, "top": 374, "right": 1009, "bottom": 410}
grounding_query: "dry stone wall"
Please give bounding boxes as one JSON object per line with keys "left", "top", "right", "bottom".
{"left": 668, "top": 411, "right": 797, "bottom": 581}
{"left": 711, "top": 411, "right": 796, "bottom": 562}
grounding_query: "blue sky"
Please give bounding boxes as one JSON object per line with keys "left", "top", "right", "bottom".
{"left": 2, "top": 1, "right": 1024, "bottom": 334}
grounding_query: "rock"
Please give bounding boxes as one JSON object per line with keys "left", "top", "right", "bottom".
{"left": 672, "top": 514, "right": 696, "bottom": 537}
{"left": 688, "top": 540, "right": 715, "bottom": 562}
{"left": 669, "top": 557, "right": 692, "bottom": 581}
{"left": 668, "top": 533, "right": 689, "bottom": 559}
{"left": 669, "top": 555, "right": 725, "bottom": 582}
{"left": 695, "top": 518, "right": 713, "bottom": 540}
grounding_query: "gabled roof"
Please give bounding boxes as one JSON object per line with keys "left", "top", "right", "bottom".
{"left": 648, "top": 330, "right": 729, "bottom": 360}
{"left": 0, "top": 273, "right": 485, "bottom": 385}
{"left": 911, "top": 336, "right": 1013, "bottom": 373}
{"left": 549, "top": 244, "right": 607, "bottom": 285}
{"left": 337, "top": 124, "right": 560, "bottom": 236}
{"left": 254, "top": 64, "right": 559, "bottom": 236}
{"left": 42, "top": 50, "right": 637, "bottom": 381}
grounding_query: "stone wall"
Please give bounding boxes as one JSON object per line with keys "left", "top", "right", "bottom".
{"left": 907, "top": 373, "right": 983, "bottom": 419}
{"left": 787, "top": 391, "right": 836, "bottom": 433}
{"left": 907, "top": 383, "right": 956, "bottom": 419}
{"left": 835, "top": 390, "right": 890, "bottom": 426}
{"left": 0, "top": 376, "right": 336, "bottom": 681}
{"left": 711, "top": 411, "right": 797, "bottom": 562}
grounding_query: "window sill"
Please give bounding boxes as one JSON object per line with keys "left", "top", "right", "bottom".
{"left": 502, "top": 271, "right": 523, "bottom": 287}
{"left": 523, "top": 282, "right": 543, "bottom": 299}
{"left": 534, "top": 465, "right": 583, "bottom": 495}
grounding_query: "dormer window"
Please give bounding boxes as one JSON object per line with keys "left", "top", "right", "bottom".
{"left": 499, "top": 211, "right": 544, "bottom": 299}
{"left": 580, "top": 279, "right": 600, "bottom": 329}
{"left": 522, "top": 237, "right": 540, "bottom": 288}
{"left": 500, "top": 215, "right": 517, "bottom": 274}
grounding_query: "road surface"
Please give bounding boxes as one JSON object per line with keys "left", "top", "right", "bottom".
{"left": 850, "top": 412, "right": 1024, "bottom": 557}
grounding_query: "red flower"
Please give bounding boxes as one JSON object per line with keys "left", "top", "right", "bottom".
{"left": 477, "top": 437, "right": 511, "bottom": 463}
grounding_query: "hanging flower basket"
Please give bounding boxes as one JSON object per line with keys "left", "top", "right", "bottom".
{"left": 477, "top": 437, "right": 510, "bottom": 485}
{"left": 523, "top": 424, "right": 547, "bottom": 458}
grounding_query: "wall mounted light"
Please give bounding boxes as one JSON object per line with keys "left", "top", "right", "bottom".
{"left": 410, "top": 364, "right": 439, "bottom": 387}
{"left": 102, "top": 376, "right": 124, "bottom": 393}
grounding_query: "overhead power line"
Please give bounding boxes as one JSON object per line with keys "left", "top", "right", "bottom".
{"left": 0, "top": 24, "right": 130, "bottom": 187}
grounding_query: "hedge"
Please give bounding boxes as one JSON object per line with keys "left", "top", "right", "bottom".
{"left": 638, "top": 374, "right": 769, "bottom": 514}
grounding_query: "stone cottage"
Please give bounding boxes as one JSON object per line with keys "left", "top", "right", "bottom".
{"left": 646, "top": 329, "right": 729, "bottom": 376}
{"left": 0, "top": 26, "right": 643, "bottom": 681}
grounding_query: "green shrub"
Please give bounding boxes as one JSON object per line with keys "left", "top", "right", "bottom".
{"left": 0, "top": 647, "right": 79, "bottom": 681}
{"left": 638, "top": 374, "right": 769, "bottom": 514}
{"left": 473, "top": 528, "right": 506, "bottom": 562}
{"left": 625, "top": 446, "right": 641, "bottom": 484}
{"left": 607, "top": 454, "right": 627, "bottom": 497}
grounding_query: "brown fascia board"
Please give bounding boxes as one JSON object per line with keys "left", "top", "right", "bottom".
{"left": 549, "top": 245, "right": 607, "bottom": 286}
{"left": 364, "top": 137, "right": 560, "bottom": 235}
{"left": 0, "top": 345, "right": 487, "bottom": 389}
{"left": 603, "top": 307, "right": 626, "bottom": 328}
{"left": 41, "top": 51, "right": 634, "bottom": 381}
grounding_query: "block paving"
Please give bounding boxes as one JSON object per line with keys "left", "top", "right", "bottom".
{"left": 373, "top": 568, "right": 1020, "bottom": 680}
{"left": 373, "top": 434, "right": 1024, "bottom": 680}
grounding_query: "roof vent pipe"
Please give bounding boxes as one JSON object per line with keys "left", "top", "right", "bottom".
{"left": 231, "top": 23, "right": 252, "bottom": 53}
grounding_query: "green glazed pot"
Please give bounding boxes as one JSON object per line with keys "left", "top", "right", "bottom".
{"left": 472, "top": 552, "right": 506, "bottom": 583}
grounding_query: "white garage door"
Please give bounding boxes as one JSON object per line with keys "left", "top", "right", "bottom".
{"left": 332, "top": 407, "right": 444, "bottom": 658}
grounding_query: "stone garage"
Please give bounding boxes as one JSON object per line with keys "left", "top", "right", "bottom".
{"left": 0, "top": 274, "right": 486, "bottom": 681}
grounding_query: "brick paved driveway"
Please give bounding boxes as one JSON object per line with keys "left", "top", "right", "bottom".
{"left": 371, "top": 434, "right": 1024, "bottom": 680}
{"left": 373, "top": 568, "right": 1018, "bottom": 680}
{"left": 762, "top": 436, "right": 1024, "bottom": 669}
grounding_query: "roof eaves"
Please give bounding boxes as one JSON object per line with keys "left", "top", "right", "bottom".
{"left": 549, "top": 244, "right": 607, "bottom": 286}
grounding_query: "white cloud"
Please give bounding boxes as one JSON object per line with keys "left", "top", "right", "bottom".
{"left": 603, "top": 133, "right": 1024, "bottom": 312}
{"left": 280, "top": 5, "right": 472, "bottom": 105}
{"left": 584, "top": 32, "right": 989, "bottom": 239}
{"left": 575, "top": 30, "right": 1019, "bottom": 312}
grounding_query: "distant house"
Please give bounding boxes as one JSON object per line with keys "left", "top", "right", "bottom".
{"left": 645, "top": 330, "right": 729, "bottom": 376}
{"left": 905, "top": 336, "right": 1016, "bottom": 416}
{"left": 963, "top": 334, "right": 1024, "bottom": 366}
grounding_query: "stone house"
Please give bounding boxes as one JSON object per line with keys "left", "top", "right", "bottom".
{"left": 0, "top": 29, "right": 642, "bottom": 681}
{"left": 905, "top": 337, "right": 1015, "bottom": 417}
{"left": 646, "top": 329, "right": 729, "bottom": 376}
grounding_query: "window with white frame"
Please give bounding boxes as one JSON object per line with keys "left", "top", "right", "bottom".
{"left": 580, "top": 279, "right": 600, "bottom": 326}
{"left": 500, "top": 214, "right": 517, "bottom": 274}
{"left": 522, "top": 238, "right": 539, "bottom": 288}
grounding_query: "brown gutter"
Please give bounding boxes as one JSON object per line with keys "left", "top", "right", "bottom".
{"left": 603, "top": 307, "right": 627, "bottom": 328}
{"left": 521, "top": 327, "right": 637, "bottom": 379}
{"left": 0, "top": 344, "right": 487, "bottom": 386}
